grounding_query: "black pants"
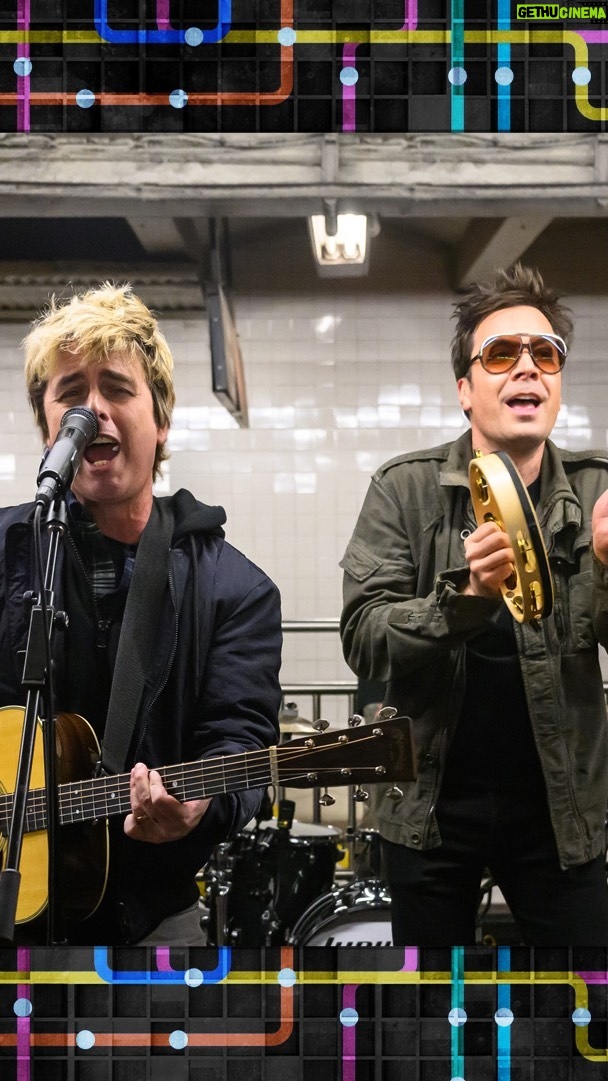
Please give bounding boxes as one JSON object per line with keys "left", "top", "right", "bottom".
{"left": 382, "top": 785, "right": 608, "bottom": 946}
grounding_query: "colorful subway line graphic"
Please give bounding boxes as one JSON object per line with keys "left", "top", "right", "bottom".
{"left": 2, "top": 947, "right": 608, "bottom": 1077}
{"left": 3, "top": 1, "right": 608, "bottom": 131}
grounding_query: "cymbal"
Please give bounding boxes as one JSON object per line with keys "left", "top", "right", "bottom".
{"left": 279, "top": 718, "right": 313, "bottom": 734}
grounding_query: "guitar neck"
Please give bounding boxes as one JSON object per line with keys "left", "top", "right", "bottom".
{"left": 0, "top": 715, "right": 413, "bottom": 837}
{"left": 35, "top": 750, "right": 274, "bottom": 831}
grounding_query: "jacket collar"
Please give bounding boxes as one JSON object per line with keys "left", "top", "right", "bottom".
{"left": 438, "top": 429, "right": 584, "bottom": 538}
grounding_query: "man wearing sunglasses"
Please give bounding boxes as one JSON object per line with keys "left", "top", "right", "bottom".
{"left": 340, "top": 263, "right": 608, "bottom": 945}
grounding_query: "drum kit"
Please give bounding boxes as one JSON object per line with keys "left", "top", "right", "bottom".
{"left": 201, "top": 451, "right": 552, "bottom": 947}
{"left": 202, "top": 810, "right": 393, "bottom": 947}
{"left": 201, "top": 699, "right": 397, "bottom": 947}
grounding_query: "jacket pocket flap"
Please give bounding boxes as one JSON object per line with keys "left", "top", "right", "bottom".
{"left": 339, "top": 539, "right": 383, "bottom": 582}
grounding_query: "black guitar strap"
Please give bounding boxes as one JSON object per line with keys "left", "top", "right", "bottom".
{"left": 100, "top": 497, "right": 175, "bottom": 775}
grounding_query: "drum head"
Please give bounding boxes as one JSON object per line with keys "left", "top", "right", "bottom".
{"left": 290, "top": 877, "right": 393, "bottom": 947}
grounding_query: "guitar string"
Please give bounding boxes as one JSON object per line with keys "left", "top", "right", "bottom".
{"left": 0, "top": 731, "right": 385, "bottom": 827}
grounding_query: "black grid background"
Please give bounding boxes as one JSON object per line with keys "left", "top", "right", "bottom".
{"left": 0, "top": 1, "right": 607, "bottom": 130}
{"left": 2, "top": 947, "right": 608, "bottom": 1079}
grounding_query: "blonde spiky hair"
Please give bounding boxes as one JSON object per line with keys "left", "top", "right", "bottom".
{"left": 23, "top": 282, "right": 176, "bottom": 480}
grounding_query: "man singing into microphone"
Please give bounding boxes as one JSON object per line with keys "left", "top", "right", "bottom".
{"left": 0, "top": 282, "right": 282, "bottom": 945}
{"left": 341, "top": 264, "right": 608, "bottom": 945}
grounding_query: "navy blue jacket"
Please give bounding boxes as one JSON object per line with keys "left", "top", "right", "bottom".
{"left": 0, "top": 489, "right": 282, "bottom": 943}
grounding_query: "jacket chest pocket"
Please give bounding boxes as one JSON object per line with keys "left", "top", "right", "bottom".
{"left": 551, "top": 554, "right": 594, "bottom": 651}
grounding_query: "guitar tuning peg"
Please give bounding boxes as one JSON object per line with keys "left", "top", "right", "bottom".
{"left": 313, "top": 718, "right": 330, "bottom": 732}
{"left": 353, "top": 785, "right": 370, "bottom": 803}
{"left": 376, "top": 706, "right": 398, "bottom": 720}
{"left": 386, "top": 785, "right": 403, "bottom": 802}
{"left": 318, "top": 788, "right": 336, "bottom": 807}
{"left": 348, "top": 713, "right": 364, "bottom": 727}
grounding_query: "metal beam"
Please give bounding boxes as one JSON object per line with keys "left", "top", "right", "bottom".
{"left": 126, "top": 217, "right": 186, "bottom": 255}
{"left": 453, "top": 217, "right": 554, "bottom": 289}
{"left": 0, "top": 133, "right": 605, "bottom": 219}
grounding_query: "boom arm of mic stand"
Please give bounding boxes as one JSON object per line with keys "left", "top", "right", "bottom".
{"left": 0, "top": 500, "right": 67, "bottom": 944}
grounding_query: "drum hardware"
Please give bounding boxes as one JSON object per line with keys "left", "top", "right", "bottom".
{"left": 468, "top": 449, "right": 553, "bottom": 624}
{"left": 279, "top": 700, "right": 315, "bottom": 735}
{"left": 200, "top": 841, "right": 235, "bottom": 946}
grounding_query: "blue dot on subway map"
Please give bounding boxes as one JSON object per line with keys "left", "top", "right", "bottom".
{"left": 448, "top": 1007, "right": 467, "bottom": 1027}
{"left": 169, "top": 89, "right": 189, "bottom": 109}
{"left": 448, "top": 67, "right": 467, "bottom": 86}
{"left": 75, "top": 89, "right": 95, "bottom": 109}
{"left": 278, "top": 27, "right": 297, "bottom": 45}
{"left": 76, "top": 1030, "right": 95, "bottom": 1050}
{"left": 495, "top": 67, "right": 514, "bottom": 86}
{"left": 13, "top": 998, "right": 32, "bottom": 1017}
{"left": 278, "top": 967, "right": 297, "bottom": 987}
{"left": 169, "top": 1030, "right": 189, "bottom": 1049}
{"left": 185, "top": 968, "right": 203, "bottom": 987}
{"left": 572, "top": 67, "right": 592, "bottom": 85}
{"left": 13, "top": 57, "right": 32, "bottom": 77}
{"left": 572, "top": 1007, "right": 592, "bottom": 1026}
{"left": 340, "top": 67, "right": 359, "bottom": 86}
{"left": 185, "top": 27, "right": 204, "bottom": 46}
{"left": 495, "top": 1007, "right": 514, "bottom": 1027}
{"left": 340, "top": 1008, "right": 359, "bottom": 1027}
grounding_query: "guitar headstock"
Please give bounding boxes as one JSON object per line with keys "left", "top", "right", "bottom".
{"left": 276, "top": 714, "right": 415, "bottom": 791}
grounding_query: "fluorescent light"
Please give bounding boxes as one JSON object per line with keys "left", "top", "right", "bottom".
{"left": 308, "top": 213, "right": 370, "bottom": 276}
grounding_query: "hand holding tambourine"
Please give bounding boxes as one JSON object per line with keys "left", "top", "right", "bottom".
{"left": 467, "top": 451, "right": 553, "bottom": 624}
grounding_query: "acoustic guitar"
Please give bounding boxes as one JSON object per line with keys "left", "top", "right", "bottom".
{"left": 0, "top": 707, "right": 414, "bottom": 925}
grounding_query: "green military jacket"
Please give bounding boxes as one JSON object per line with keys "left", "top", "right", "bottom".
{"left": 340, "top": 429, "right": 608, "bottom": 869}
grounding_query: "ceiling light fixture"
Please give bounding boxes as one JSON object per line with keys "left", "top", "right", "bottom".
{"left": 308, "top": 212, "right": 371, "bottom": 276}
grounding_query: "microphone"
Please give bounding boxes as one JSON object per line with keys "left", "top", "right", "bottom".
{"left": 35, "top": 406, "right": 99, "bottom": 509}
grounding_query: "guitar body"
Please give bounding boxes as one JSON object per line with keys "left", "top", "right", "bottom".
{"left": 0, "top": 708, "right": 109, "bottom": 924}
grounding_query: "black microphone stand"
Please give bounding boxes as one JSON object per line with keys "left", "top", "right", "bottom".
{"left": 0, "top": 498, "right": 68, "bottom": 945}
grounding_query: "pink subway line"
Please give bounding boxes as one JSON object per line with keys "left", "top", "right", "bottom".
{"left": 576, "top": 970, "right": 608, "bottom": 983}
{"left": 341, "top": 0, "right": 418, "bottom": 131}
{"left": 17, "top": 0, "right": 30, "bottom": 132}
{"left": 155, "top": 948, "right": 174, "bottom": 971}
{"left": 156, "top": 0, "right": 172, "bottom": 30}
{"left": 341, "top": 983, "right": 359, "bottom": 1081}
{"left": 16, "top": 947, "right": 31, "bottom": 1081}
{"left": 402, "top": 947, "right": 418, "bottom": 971}
{"left": 340, "top": 951, "right": 417, "bottom": 1079}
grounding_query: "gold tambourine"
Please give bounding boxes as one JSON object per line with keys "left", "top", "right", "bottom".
{"left": 468, "top": 450, "right": 553, "bottom": 624}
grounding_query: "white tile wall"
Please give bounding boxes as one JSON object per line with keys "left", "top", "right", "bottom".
{"left": 2, "top": 283, "right": 607, "bottom": 808}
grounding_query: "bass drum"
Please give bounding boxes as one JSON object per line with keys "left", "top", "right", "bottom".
{"left": 289, "top": 877, "right": 393, "bottom": 947}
